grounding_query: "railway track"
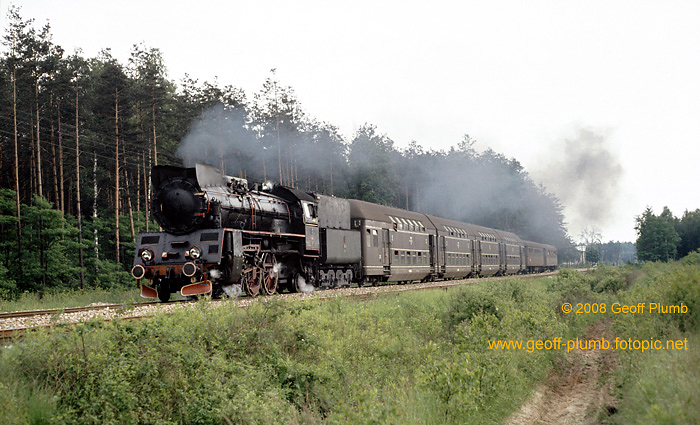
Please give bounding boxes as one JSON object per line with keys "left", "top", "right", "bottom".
{"left": 0, "top": 300, "right": 167, "bottom": 320}
{"left": 0, "top": 271, "right": 559, "bottom": 343}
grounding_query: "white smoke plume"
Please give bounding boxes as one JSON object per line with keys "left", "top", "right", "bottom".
{"left": 534, "top": 127, "right": 623, "bottom": 237}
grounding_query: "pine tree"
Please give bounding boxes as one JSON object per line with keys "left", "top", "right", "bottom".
{"left": 635, "top": 207, "right": 681, "bottom": 262}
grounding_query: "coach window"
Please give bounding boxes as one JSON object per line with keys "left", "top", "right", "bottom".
{"left": 367, "top": 229, "right": 371, "bottom": 247}
{"left": 372, "top": 229, "right": 379, "bottom": 247}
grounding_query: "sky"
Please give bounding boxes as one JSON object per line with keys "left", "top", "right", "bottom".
{"left": 2, "top": 0, "right": 700, "bottom": 243}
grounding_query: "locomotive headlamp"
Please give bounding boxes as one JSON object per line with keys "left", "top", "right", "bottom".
{"left": 141, "top": 248, "right": 154, "bottom": 262}
{"left": 188, "top": 246, "right": 202, "bottom": 259}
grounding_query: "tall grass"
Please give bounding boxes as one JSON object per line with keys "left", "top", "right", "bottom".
{"left": 609, "top": 254, "right": 700, "bottom": 424}
{"left": 3, "top": 261, "right": 697, "bottom": 424}
{"left": 0, "top": 275, "right": 588, "bottom": 425}
{"left": 0, "top": 287, "right": 167, "bottom": 312}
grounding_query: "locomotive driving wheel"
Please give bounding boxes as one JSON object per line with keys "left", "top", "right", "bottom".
{"left": 261, "top": 254, "right": 278, "bottom": 295}
{"left": 242, "top": 266, "right": 264, "bottom": 297}
{"left": 291, "top": 272, "right": 316, "bottom": 293}
{"left": 263, "top": 268, "right": 278, "bottom": 295}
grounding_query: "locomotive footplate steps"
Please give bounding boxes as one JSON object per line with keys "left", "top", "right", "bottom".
{"left": 140, "top": 283, "right": 158, "bottom": 299}
{"left": 181, "top": 280, "right": 213, "bottom": 297}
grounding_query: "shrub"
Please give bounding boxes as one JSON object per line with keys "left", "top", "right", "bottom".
{"left": 665, "top": 265, "right": 700, "bottom": 332}
{"left": 590, "top": 267, "right": 629, "bottom": 294}
{"left": 443, "top": 287, "right": 502, "bottom": 332}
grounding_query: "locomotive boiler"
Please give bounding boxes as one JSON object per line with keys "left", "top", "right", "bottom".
{"left": 132, "top": 163, "right": 557, "bottom": 301}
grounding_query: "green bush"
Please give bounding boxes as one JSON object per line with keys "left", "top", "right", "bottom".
{"left": 590, "top": 267, "right": 630, "bottom": 294}
{"left": 443, "top": 287, "right": 502, "bottom": 332}
{"left": 607, "top": 259, "right": 700, "bottom": 424}
{"left": 665, "top": 264, "right": 700, "bottom": 333}
{"left": 547, "top": 268, "right": 593, "bottom": 300}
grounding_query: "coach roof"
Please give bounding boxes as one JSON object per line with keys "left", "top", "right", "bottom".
{"left": 347, "top": 199, "right": 436, "bottom": 231}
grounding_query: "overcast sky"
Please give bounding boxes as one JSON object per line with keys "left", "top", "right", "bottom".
{"left": 3, "top": 0, "right": 700, "bottom": 243}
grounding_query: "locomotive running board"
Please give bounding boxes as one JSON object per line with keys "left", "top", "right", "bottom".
{"left": 181, "top": 280, "right": 212, "bottom": 297}
{"left": 140, "top": 284, "right": 158, "bottom": 299}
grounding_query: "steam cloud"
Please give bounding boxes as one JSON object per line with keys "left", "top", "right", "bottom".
{"left": 176, "top": 104, "right": 259, "bottom": 176}
{"left": 176, "top": 103, "right": 339, "bottom": 186}
{"left": 411, "top": 146, "right": 568, "bottom": 246}
{"left": 534, "top": 127, "right": 623, "bottom": 237}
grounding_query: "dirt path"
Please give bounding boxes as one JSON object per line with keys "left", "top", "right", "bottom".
{"left": 506, "top": 320, "right": 618, "bottom": 425}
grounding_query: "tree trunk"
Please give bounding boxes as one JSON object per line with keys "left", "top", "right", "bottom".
{"left": 93, "top": 151, "right": 99, "bottom": 274}
{"left": 135, "top": 103, "right": 142, "bottom": 214}
{"left": 30, "top": 113, "right": 36, "bottom": 196}
{"left": 50, "top": 93, "right": 60, "bottom": 208}
{"left": 35, "top": 84, "right": 43, "bottom": 199}
{"left": 75, "top": 82, "right": 85, "bottom": 289}
{"left": 114, "top": 88, "right": 121, "bottom": 266}
{"left": 124, "top": 165, "right": 136, "bottom": 244}
{"left": 275, "top": 87, "right": 282, "bottom": 185}
{"left": 136, "top": 156, "right": 141, "bottom": 214}
{"left": 152, "top": 87, "right": 158, "bottom": 166}
{"left": 146, "top": 147, "right": 151, "bottom": 232}
{"left": 58, "top": 99, "right": 65, "bottom": 217}
{"left": 12, "top": 59, "right": 22, "bottom": 273}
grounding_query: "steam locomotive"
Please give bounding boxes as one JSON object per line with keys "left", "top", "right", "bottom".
{"left": 131, "top": 164, "right": 557, "bottom": 302}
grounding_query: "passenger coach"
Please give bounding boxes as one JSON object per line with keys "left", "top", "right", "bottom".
{"left": 347, "top": 199, "right": 556, "bottom": 284}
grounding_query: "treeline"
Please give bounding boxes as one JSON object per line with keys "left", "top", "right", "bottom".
{"left": 635, "top": 206, "right": 700, "bottom": 262}
{"left": 0, "top": 8, "right": 573, "bottom": 297}
{"left": 583, "top": 241, "right": 636, "bottom": 265}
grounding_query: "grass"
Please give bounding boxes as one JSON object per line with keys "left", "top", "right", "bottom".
{"left": 606, "top": 255, "right": 700, "bottom": 424}
{"left": 1, "top": 260, "right": 699, "bottom": 424}
{"left": 0, "top": 275, "right": 583, "bottom": 425}
{"left": 0, "top": 286, "right": 182, "bottom": 312}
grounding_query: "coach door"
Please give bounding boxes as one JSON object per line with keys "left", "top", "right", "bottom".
{"left": 470, "top": 239, "right": 477, "bottom": 274}
{"left": 440, "top": 236, "right": 447, "bottom": 274}
{"left": 499, "top": 242, "right": 506, "bottom": 275}
{"left": 429, "top": 234, "right": 436, "bottom": 273}
{"left": 382, "top": 228, "right": 391, "bottom": 275}
{"left": 475, "top": 240, "right": 482, "bottom": 275}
